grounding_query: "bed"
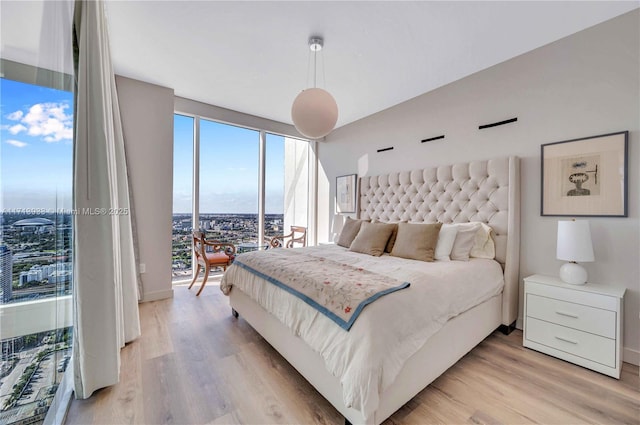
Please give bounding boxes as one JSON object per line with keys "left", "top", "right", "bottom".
{"left": 221, "top": 156, "right": 520, "bottom": 425}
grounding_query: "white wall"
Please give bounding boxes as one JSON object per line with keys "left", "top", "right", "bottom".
{"left": 284, "top": 138, "right": 310, "bottom": 231}
{"left": 114, "top": 83, "right": 306, "bottom": 300}
{"left": 174, "top": 96, "right": 301, "bottom": 138}
{"left": 318, "top": 11, "right": 639, "bottom": 363}
{"left": 116, "top": 76, "right": 175, "bottom": 302}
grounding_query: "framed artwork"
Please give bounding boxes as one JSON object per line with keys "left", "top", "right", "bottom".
{"left": 541, "top": 131, "right": 628, "bottom": 217}
{"left": 336, "top": 174, "right": 357, "bottom": 213}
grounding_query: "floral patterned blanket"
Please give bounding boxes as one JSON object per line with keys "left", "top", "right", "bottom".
{"left": 228, "top": 249, "right": 410, "bottom": 330}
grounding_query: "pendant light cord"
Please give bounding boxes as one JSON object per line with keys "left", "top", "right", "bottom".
{"left": 304, "top": 37, "right": 324, "bottom": 90}
{"left": 305, "top": 48, "right": 312, "bottom": 89}
{"left": 322, "top": 48, "right": 326, "bottom": 90}
{"left": 313, "top": 48, "right": 317, "bottom": 88}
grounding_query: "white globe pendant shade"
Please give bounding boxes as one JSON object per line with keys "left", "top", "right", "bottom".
{"left": 291, "top": 88, "right": 338, "bottom": 139}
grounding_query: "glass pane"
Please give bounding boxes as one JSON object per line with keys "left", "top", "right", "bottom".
{"left": 266, "top": 134, "right": 310, "bottom": 248}
{"left": 0, "top": 77, "right": 73, "bottom": 423}
{"left": 200, "top": 120, "right": 259, "bottom": 267}
{"left": 172, "top": 114, "right": 194, "bottom": 283}
{"left": 265, "top": 134, "right": 285, "bottom": 241}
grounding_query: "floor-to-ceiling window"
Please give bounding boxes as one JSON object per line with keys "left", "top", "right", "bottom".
{"left": 265, "top": 133, "right": 286, "bottom": 241}
{"left": 265, "top": 133, "right": 309, "bottom": 238}
{"left": 172, "top": 114, "right": 194, "bottom": 282}
{"left": 199, "top": 120, "right": 260, "bottom": 253}
{"left": 0, "top": 74, "right": 73, "bottom": 425}
{"left": 171, "top": 113, "right": 313, "bottom": 283}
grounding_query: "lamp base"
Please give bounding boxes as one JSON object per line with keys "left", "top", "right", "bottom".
{"left": 559, "top": 262, "right": 588, "bottom": 285}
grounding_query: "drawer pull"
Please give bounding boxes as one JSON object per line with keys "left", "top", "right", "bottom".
{"left": 556, "top": 310, "right": 579, "bottom": 319}
{"left": 555, "top": 335, "right": 578, "bottom": 345}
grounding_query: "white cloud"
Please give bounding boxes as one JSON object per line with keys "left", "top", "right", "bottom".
{"left": 21, "top": 102, "right": 73, "bottom": 143}
{"left": 6, "top": 110, "right": 23, "bottom": 120}
{"left": 6, "top": 139, "right": 28, "bottom": 148}
{"left": 8, "top": 124, "right": 27, "bottom": 135}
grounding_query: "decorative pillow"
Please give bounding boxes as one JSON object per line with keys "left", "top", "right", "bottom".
{"left": 450, "top": 225, "right": 480, "bottom": 261}
{"left": 371, "top": 220, "right": 400, "bottom": 253}
{"left": 470, "top": 222, "right": 495, "bottom": 259}
{"left": 390, "top": 222, "right": 442, "bottom": 262}
{"left": 349, "top": 221, "right": 396, "bottom": 257}
{"left": 384, "top": 223, "right": 399, "bottom": 253}
{"left": 453, "top": 222, "right": 496, "bottom": 259}
{"left": 434, "top": 224, "right": 458, "bottom": 261}
{"left": 337, "top": 217, "right": 365, "bottom": 248}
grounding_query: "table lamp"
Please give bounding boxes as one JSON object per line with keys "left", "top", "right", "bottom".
{"left": 556, "top": 219, "right": 594, "bottom": 285}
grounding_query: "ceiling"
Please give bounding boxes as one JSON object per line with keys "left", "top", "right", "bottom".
{"left": 2, "top": 1, "right": 638, "bottom": 129}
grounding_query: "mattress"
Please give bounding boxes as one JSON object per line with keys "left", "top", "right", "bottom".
{"left": 220, "top": 244, "right": 504, "bottom": 418}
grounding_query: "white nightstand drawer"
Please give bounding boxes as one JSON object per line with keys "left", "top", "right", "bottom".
{"left": 526, "top": 317, "right": 615, "bottom": 368}
{"left": 525, "top": 280, "right": 619, "bottom": 311}
{"left": 527, "top": 294, "right": 616, "bottom": 338}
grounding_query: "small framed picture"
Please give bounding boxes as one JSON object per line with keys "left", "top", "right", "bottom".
{"left": 336, "top": 174, "right": 357, "bottom": 213}
{"left": 541, "top": 131, "right": 628, "bottom": 217}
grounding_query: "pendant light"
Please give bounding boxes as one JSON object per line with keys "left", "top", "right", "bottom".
{"left": 291, "top": 37, "right": 338, "bottom": 140}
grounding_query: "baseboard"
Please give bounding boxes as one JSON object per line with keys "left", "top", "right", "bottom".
{"left": 141, "top": 288, "right": 174, "bottom": 302}
{"left": 623, "top": 346, "right": 639, "bottom": 366}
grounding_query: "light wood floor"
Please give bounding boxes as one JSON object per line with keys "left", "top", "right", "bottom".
{"left": 66, "top": 281, "right": 640, "bottom": 425}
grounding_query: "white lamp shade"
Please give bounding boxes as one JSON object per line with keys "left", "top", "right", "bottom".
{"left": 291, "top": 88, "right": 338, "bottom": 139}
{"left": 556, "top": 220, "right": 594, "bottom": 262}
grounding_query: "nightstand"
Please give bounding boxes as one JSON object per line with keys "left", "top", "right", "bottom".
{"left": 523, "top": 274, "right": 625, "bottom": 379}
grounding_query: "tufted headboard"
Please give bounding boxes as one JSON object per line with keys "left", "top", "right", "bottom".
{"left": 358, "top": 156, "right": 520, "bottom": 326}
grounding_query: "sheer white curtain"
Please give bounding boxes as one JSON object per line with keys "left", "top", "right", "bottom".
{"left": 72, "top": 0, "right": 141, "bottom": 399}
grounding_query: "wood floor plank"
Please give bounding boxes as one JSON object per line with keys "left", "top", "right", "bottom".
{"left": 241, "top": 340, "right": 343, "bottom": 425}
{"left": 168, "top": 323, "right": 233, "bottom": 423}
{"left": 208, "top": 411, "right": 241, "bottom": 425}
{"left": 218, "top": 351, "right": 292, "bottom": 424}
{"left": 473, "top": 338, "right": 639, "bottom": 424}
{"left": 66, "top": 281, "right": 640, "bottom": 425}
{"left": 141, "top": 353, "right": 196, "bottom": 424}
{"left": 139, "top": 300, "right": 175, "bottom": 360}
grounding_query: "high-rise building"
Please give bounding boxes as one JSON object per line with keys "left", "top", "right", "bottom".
{"left": 49, "top": 270, "right": 72, "bottom": 284}
{"left": 0, "top": 245, "right": 13, "bottom": 303}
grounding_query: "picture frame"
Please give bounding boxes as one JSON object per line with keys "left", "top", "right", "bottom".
{"left": 336, "top": 174, "right": 357, "bottom": 214}
{"left": 541, "top": 131, "right": 628, "bottom": 217}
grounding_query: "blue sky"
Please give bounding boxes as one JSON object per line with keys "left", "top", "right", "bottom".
{"left": 1, "top": 78, "right": 73, "bottom": 211}
{"left": 0, "top": 77, "right": 286, "bottom": 214}
{"left": 174, "top": 115, "right": 285, "bottom": 214}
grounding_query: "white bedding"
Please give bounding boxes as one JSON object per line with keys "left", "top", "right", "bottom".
{"left": 220, "top": 244, "right": 504, "bottom": 418}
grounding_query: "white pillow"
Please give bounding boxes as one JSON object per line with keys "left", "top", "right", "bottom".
{"left": 452, "top": 222, "right": 496, "bottom": 259}
{"left": 434, "top": 224, "right": 458, "bottom": 261}
{"left": 450, "top": 225, "right": 479, "bottom": 261}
